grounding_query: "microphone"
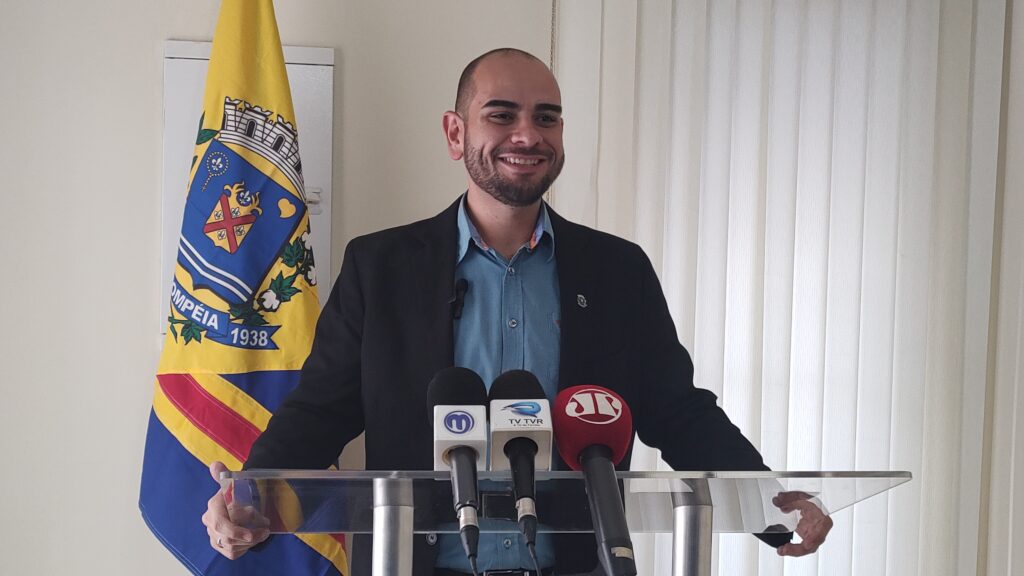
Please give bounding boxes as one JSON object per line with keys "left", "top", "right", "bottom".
{"left": 488, "top": 370, "right": 553, "bottom": 558}
{"left": 428, "top": 367, "right": 488, "bottom": 573}
{"left": 553, "top": 385, "right": 637, "bottom": 576}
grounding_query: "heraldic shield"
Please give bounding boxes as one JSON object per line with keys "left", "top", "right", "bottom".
{"left": 180, "top": 138, "right": 304, "bottom": 306}
{"left": 167, "top": 127, "right": 312, "bottom": 353}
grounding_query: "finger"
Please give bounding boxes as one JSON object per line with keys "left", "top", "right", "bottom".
{"left": 777, "top": 542, "right": 813, "bottom": 557}
{"left": 790, "top": 501, "right": 826, "bottom": 528}
{"left": 228, "top": 504, "right": 269, "bottom": 526}
{"left": 211, "top": 534, "right": 255, "bottom": 560}
{"left": 209, "top": 461, "right": 229, "bottom": 483}
{"left": 789, "top": 499, "right": 824, "bottom": 517}
{"left": 208, "top": 520, "right": 262, "bottom": 546}
{"left": 206, "top": 490, "right": 230, "bottom": 521}
{"left": 223, "top": 508, "right": 271, "bottom": 543}
{"left": 788, "top": 523, "right": 831, "bottom": 558}
{"left": 775, "top": 493, "right": 816, "bottom": 514}
{"left": 212, "top": 516, "right": 259, "bottom": 544}
{"left": 773, "top": 491, "right": 814, "bottom": 507}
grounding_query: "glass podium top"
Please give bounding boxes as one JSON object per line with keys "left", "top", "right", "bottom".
{"left": 221, "top": 470, "right": 910, "bottom": 535}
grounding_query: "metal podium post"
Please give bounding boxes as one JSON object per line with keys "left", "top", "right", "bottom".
{"left": 372, "top": 477, "right": 414, "bottom": 576}
{"left": 670, "top": 479, "right": 713, "bottom": 576}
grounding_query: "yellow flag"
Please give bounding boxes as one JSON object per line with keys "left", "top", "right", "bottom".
{"left": 141, "top": 2, "right": 347, "bottom": 574}
{"left": 158, "top": 0, "right": 319, "bottom": 374}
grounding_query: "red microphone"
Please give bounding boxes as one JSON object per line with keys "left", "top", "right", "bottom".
{"left": 553, "top": 385, "right": 636, "bottom": 576}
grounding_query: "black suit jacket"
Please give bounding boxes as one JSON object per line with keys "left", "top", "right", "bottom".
{"left": 247, "top": 198, "right": 768, "bottom": 574}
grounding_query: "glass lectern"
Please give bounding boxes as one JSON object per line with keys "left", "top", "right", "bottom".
{"left": 221, "top": 470, "right": 910, "bottom": 576}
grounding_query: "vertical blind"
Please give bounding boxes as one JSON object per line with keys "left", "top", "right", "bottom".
{"left": 551, "top": 0, "right": 1011, "bottom": 573}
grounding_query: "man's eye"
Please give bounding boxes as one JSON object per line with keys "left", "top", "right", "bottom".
{"left": 490, "top": 112, "right": 514, "bottom": 122}
{"left": 537, "top": 114, "right": 559, "bottom": 125}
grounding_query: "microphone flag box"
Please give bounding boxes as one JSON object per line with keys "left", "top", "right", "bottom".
{"left": 433, "top": 405, "right": 488, "bottom": 471}
{"left": 488, "top": 399, "right": 553, "bottom": 471}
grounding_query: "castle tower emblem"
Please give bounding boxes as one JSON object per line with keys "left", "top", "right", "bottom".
{"left": 219, "top": 97, "right": 305, "bottom": 201}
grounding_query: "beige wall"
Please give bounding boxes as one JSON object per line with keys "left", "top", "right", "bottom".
{"left": 0, "top": 1, "right": 550, "bottom": 573}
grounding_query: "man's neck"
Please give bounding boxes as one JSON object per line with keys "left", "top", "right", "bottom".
{"left": 465, "top": 188, "right": 542, "bottom": 261}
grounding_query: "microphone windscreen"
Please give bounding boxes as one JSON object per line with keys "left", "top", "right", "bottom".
{"left": 427, "top": 367, "right": 487, "bottom": 423}
{"left": 489, "top": 370, "right": 545, "bottom": 400}
{"left": 552, "top": 385, "right": 633, "bottom": 471}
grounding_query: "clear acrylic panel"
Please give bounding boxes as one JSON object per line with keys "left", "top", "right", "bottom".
{"left": 221, "top": 470, "right": 910, "bottom": 535}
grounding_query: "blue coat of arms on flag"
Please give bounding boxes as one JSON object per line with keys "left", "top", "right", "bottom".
{"left": 170, "top": 97, "right": 314, "bottom": 351}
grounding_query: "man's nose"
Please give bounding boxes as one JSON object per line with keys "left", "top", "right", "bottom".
{"left": 509, "top": 118, "right": 542, "bottom": 147}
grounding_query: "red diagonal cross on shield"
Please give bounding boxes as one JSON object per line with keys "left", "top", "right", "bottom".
{"left": 203, "top": 194, "right": 257, "bottom": 253}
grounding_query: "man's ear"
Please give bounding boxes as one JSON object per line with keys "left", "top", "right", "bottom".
{"left": 442, "top": 111, "right": 465, "bottom": 161}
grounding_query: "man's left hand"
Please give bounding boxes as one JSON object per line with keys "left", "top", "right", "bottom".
{"left": 772, "top": 491, "right": 833, "bottom": 557}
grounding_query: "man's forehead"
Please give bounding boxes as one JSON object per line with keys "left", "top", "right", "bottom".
{"left": 470, "top": 55, "right": 561, "bottom": 108}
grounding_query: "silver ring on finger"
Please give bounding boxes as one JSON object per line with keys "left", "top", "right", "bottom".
{"left": 217, "top": 537, "right": 223, "bottom": 548}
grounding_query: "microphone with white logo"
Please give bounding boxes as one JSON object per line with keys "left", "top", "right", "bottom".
{"left": 488, "top": 370, "right": 552, "bottom": 563}
{"left": 552, "top": 385, "right": 637, "bottom": 576}
{"left": 428, "top": 367, "right": 489, "bottom": 575}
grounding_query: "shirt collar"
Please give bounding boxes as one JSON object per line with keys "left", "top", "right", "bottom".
{"left": 456, "top": 194, "right": 555, "bottom": 264}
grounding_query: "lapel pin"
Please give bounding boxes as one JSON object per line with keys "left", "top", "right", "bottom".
{"left": 577, "top": 294, "right": 588, "bottom": 309}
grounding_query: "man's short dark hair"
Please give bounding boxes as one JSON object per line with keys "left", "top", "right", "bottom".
{"left": 455, "top": 48, "right": 547, "bottom": 117}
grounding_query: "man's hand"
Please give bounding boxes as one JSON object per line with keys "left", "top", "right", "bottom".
{"left": 201, "top": 461, "right": 270, "bottom": 559}
{"left": 772, "top": 491, "right": 833, "bottom": 557}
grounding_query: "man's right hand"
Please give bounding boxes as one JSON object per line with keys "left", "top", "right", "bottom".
{"left": 202, "top": 461, "right": 271, "bottom": 559}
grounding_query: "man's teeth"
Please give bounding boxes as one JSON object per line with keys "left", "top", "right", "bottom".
{"left": 503, "top": 157, "right": 541, "bottom": 165}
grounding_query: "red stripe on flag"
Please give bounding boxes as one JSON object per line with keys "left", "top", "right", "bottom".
{"left": 158, "top": 373, "right": 262, "bottom": 462}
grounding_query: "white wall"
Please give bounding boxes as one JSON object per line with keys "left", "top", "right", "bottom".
{"left": 0, "top": 1, "right": 550, "bottom": 574}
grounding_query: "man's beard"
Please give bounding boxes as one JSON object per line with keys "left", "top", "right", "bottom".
{"left": 464, "top": 143, "right": 564, "bottom": 207}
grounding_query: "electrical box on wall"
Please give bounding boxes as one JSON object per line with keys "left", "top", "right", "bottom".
{"left": 160, "top": 40, "right": 334, "bottom": 334}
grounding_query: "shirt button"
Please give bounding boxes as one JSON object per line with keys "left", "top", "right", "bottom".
{"left": 508, "top": 318, "right": 518, "bottom": 329}
{"left": 503, "top": 537, "right": 513, "bottom": 549}
{"left": 507, "top": 266, "right": 516, "bottom": 276}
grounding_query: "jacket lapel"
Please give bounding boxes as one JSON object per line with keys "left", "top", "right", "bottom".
{"left": 547, "top": 206, "right": 595, "bottom": 393}
{"left": 408, "top": 198, "right": 461, "bottom": 372}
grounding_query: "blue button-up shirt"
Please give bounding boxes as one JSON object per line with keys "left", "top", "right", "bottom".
{"left": 436, "top": 196, "right": 560, "bottom": 571}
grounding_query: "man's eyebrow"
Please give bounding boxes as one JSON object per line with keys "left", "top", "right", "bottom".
{"left": 482, "top": 99, "right": 520, "bottom": 110}
{"left": 481, "top": 100, "right": 563, "bottom": 115}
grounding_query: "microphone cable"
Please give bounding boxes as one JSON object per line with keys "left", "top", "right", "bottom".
{"left": 528, "top": 540, "right": 542, "bottom": 575}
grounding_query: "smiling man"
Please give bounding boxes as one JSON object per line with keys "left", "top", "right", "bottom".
{"left": 203, "top": 48, "right": 832, "bottom": 575}
{"left": 449, "top": 51, "right": 565, "bottom": 214}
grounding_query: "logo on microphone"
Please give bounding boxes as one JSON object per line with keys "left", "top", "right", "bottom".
{"left": 443, "top": 411, "right": 475, "bottom": 434}
{"left": 501, "top": 401, "right": 542, "bottom": 417}
{"left": 565, "top": 389, "right": 623, "bottom": 424}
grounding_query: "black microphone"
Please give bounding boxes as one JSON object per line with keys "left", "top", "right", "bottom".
{"left": 451, "top": 278, "right": 469, "bottom": 319}
{"left": 487, "top": 370, "right": 553, "bottom": 561}
{"left": 553, "top": 385, "right": 637, "bottom": 576}
{"left": 427, "top": 367, "right": 488, "bottom": 574}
